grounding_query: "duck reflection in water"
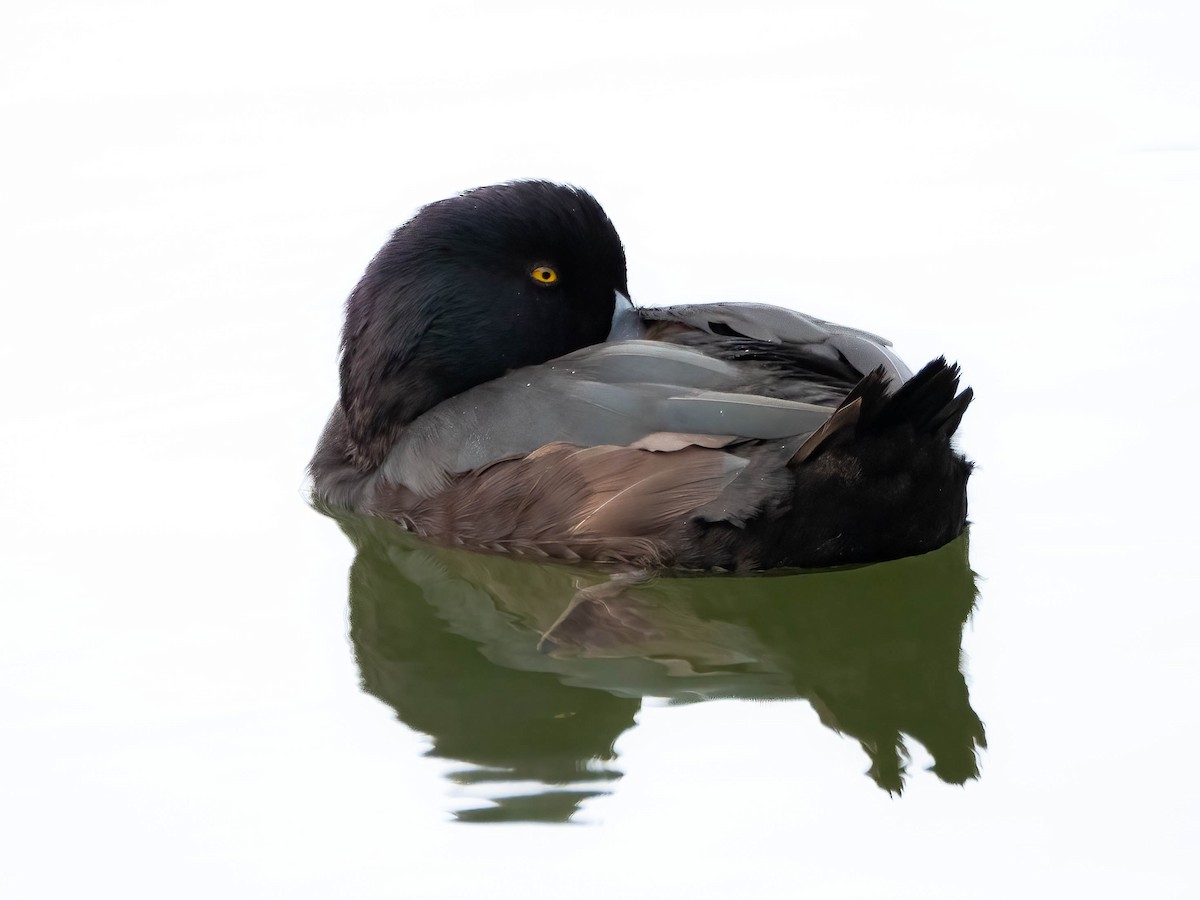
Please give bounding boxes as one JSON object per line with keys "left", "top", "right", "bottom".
{"left": 333, "top": 510, "right": 985, "bottom": 823}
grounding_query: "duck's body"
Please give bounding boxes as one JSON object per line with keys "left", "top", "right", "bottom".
{"left": 310, "top": 182, "right": 973, "bottom": 570}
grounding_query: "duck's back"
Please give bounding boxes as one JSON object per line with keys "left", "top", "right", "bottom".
{"left": 312, "top": 303, "right": 972, "bottom": 570}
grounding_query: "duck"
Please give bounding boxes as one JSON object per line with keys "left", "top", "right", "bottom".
{"left": 309, "top": 180, "right": 973, "bottom": 571}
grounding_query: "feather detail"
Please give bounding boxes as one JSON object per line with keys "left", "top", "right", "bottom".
{"left": 789, "top": 398, "right": 863, "bottom": 466}
{"left": 371, "top": 442, "right": 748, "bottom": 567}
{"left": 570, "top": 448, "right": 746, "bottom": 535}
{"left": 628, "top": 432, "right": 738, "bottom": 451}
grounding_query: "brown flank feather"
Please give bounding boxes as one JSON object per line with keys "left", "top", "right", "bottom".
{"left": 369, "top": 443, "right": 745, "bottom": 567}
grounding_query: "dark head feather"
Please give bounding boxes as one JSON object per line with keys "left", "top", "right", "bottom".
{"left": 339, "top": 181, "right": 628, "bottom": 468}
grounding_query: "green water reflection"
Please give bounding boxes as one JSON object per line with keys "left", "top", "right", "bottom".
{"left": 335, "top": 513, "right": 985, "bottom": 823}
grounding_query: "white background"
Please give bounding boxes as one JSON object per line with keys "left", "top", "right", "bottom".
{"left": 2, "top": 1, "right": 1198, "bottom": 897}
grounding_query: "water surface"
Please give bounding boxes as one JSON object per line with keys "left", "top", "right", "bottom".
{"left": 340, "top": 514, "right": 983, "bottom": 820}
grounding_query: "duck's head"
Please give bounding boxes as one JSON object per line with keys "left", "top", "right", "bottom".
{"left": 339, "top": 181, "right": 628, "bottom": 468}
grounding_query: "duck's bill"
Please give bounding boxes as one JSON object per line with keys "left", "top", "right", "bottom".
{"left": 607, "top": 291, "right": 645, "bottom": 341}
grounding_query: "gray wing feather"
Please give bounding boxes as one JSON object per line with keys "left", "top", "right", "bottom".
{"left": 379, "top": 304, "right": 913, "bottom": 496}
{"left": 639, "top": 302, "right": 913, "bottom": 382}
{"left": 378, "top": 341, "right": 836, "bottom": 495}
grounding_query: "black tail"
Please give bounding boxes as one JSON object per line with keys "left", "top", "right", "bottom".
{"left": 876, "top": 357, "right": 973, "bottom": 440}
{"left": 791, "top": 357, "right": 972, "bottom": 466}
{"left": 774, "top": 358, "right": 974, "bottom": 567}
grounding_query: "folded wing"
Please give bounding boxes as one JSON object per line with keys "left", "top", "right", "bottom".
{"left": 379, "top": 340, "right": 838, "bottom": 495}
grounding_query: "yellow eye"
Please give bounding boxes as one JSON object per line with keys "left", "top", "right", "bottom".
{"left": 530, "top": 265, "right": 559, "bottom": 285}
